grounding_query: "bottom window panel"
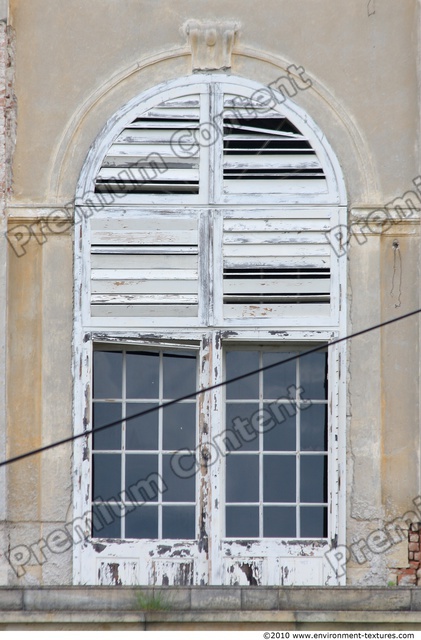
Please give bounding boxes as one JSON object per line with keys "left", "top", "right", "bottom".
{"left": 90, "top": 342, "right": 331, "bottom": 543}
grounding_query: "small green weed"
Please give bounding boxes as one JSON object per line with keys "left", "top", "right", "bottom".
{"left": 136, "top": 591, "right": 171, "bottom": 611}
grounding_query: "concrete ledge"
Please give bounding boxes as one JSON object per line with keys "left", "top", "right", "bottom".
{"left": 0, "top": 609, "right": 421, "bottom": 630}
{"left": 0, "top": 587, "right": 420, "bottom": 629}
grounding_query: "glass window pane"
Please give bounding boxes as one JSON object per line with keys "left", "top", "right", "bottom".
{"left": 263, "top": 404, "right": 296, "bottom": 451}
{"left": 162, "top": 455, "right": 195, "bottom": 502}
{"left": 93, "top": 403, "right": 122, "bottom": 450}
{"left": 263, "top": 352, "right": 296, "bottom": 399}
{"left": 264, "top": 506, "right": 296, "bottom": 537}
{"left": 226, "top": 506, "right": 259, "bottom": 537}
{"left": 125, "top": 454, "right": 159, "bottom": 502}
{"left": 225, "top": 403, "right": 259, "bottom": 452}
{"left": 163, "top": 403, "right": 196, "bottom": 451}
{"left": 226, "top": 351, "right": 259, "bottom": 400}
{"left": 162, "top": 506, "right": 195, "bottom": 539}
{"left": 163, "top": 352, "right": 196, "bottom": 399}
{"left": 300, "top": 506, "right": 328, "bottom": 537}
{"left": 263, "top": 455, "right": 296, "bottom": 503}
{"left": 226, "top": 455, "right": 259, "bottom": 503}
{"left": 300, "top": 352, "right": 327, "bottom": 400}
{"left": 300, "top": 404, "right": 327, "bottom": 451}
{"left": 300, "top": 455, "right": 327, "bottom": 503}
{"left": 126, "top": 505, "right": 158, "bottom": 539}
{"left": 126, "top": 351, "right": 159, "bottom": 399}
{"left": 93, "top": 351, "right": 122, "bottom": 399}
{"left": 126, "top": 403, "right": 159, "bottom": 451}
{"left": 92, "top": 504, "right": 121, "bottom": 538}
{"left": 92, "top": 453, "right": 121, "bottom": 500}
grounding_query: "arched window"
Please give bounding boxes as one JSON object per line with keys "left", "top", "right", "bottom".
{"left": 73, "top": 75, "right": 346, "bottom": 586}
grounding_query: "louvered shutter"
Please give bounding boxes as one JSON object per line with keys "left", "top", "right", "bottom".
{"left": 90, "top": 214, "right": 199, "bottom": 320}
{"left": 222, "top": 94, "right": 327, "bottom": 197}
{"left": 221, "top": 209, "right": 332, "bottom": 319}
{"left": 95, "top": 96, "right": 202, "bottom": 199}
{"left": 81, "top": 79, "right": 343, "bottom": 328}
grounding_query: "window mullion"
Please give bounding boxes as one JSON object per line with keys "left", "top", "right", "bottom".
{"left": 121, "top": 350, "right": 126, "bottom": 539}
{"left": 158, "top": 351, "right": 163, "bottom": 539}
{"left": 209, "top": 82, "right": 224, "bottom": 205}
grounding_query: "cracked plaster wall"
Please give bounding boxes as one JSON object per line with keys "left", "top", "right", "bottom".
{"left": 2, "top": 0, "right": 421, "bottom": 586}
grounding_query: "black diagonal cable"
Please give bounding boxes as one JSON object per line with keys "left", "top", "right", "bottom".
{"left": 0, "top": 306, "right": 420, "bottom": 469}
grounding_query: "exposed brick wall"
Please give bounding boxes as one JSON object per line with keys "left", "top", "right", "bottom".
{"left": 396, "top": 523, "right": 421, "bottom": 586}
{"left": 0, "top": 20, "right": 16, "bottom": 204}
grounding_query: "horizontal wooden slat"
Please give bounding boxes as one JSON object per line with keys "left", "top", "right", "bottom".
{"left": 91, "top": 246, "right": 198, "bottom": 255}
{"left": 223, "top": 155, "right": 321, "bottom": 170}
{"left": 116, "top": 129, "right": 198, "bottom": 144}
{"left": 223, "top": 232, "right": 329, "bottom": 245}
{"left": 223, "top": 180, "right": 328, "bottom": 194}
{"left": 97, "top": 168, "right": 199, "bottom": 182}
{"left": 91, "top": 218, "right": 197, "bottom": 232}
{"left": 224, "top": 278, "right": 330, "bottom": 294}
{"left": 223, "top": 303, "right": 331, "bottom": 318}
{"left": 223, "top": 219, "right": 330, "bottom": 232}
{"left": 92, "top": 280, "right": 197, "bottom": 294}
{"left": 91, "top": 230, "right": 197, "bottom": 245}
{"left": 223, "top": 210, "right": 332, "bottom": 220}
{"left": 91, "top": 294, "right": 198, "bottom": 304}
{"left": 223, "top": 244, "right": 330, "bottom": 258}
{"left": 102, "top": 152, "right": 199, "bottom": 165}
{"left": 105, "top": 144, "right": 199, "bottom": 158}
{"left": 91, "top": 254, "right": 198, "bottom": 269}
{"left": 91, "top": 269, "right": 198, "bottom": 281}
{"left": 224, "top": 256, "right": 330, "bottom": 268}
{"left": 91, "top": 305, "right": 198, "bottom": 318}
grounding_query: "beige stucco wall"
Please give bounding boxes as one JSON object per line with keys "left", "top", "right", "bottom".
{"left": 3, "top": 0, "right": 421, "bottom": 585}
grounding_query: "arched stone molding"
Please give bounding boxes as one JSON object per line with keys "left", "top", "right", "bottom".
{"left": 51, "top": 47, "right": 374, "bottom": 208}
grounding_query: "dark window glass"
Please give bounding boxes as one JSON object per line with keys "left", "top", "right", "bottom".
{"left": 126, "top": 454, "right": 159, "bottom": 502}
{"left": 93, "top": 351, "right": 122, "bottom": 399}
{"left": 226, "top": 454, "right": 259, "bottom": 502}
{"left": 126, "top": 403, "right": 159, "bottom": 451}
{"left": 92, "top": 504, "right": 121, "bottom": 538}
{"left": 126, "top": 351, "right": 159, "bottom": 399}
{"left": 300, "top": 506, "right": 328, "bottom": 537}
{"left": 263, "top": 455, "right": 296, "bottom": 503}
{"left": 300, "top": 404, "right": 327, "bottom": 451}
{"left": 263, "top": 405, "right": 296, "bottom": 451}
{"left": 93, "top": 403, "right": 122, "bottom": 450}
{"left": 162, "top": 506, "right": 195, "bottom": 539}
{"left": 163, "top": 403, "right": 196, "bottom": 451}
{"left": 126, "top": 505, "right": 158, "bottom": 539}
{"left": 163, "top": 352, "right": 196, "bottom": 399}
{"left": 226, "top": 506, "right": 259, "bottom": 537}
{"left": 264, "top": 506, "right": 296, "bottom": 537}
{"left": 300, "top": 352, "right": 327, "bottom": 400}
{"left": 162, "top": 454, "right": 195, "bottom": 502}
{"left": 226, "top": 351, "right": 259, "bottom": 399}
{"left": 226, "top": 403, "right": 259, "bottom": 451}
{"left": 92, "top": 453, "right": 121, "bottom": 500}
{"left": 263, "top": 352, "right": 296, "bottom": 399}
{"left": 300, "top": 455, "right": 327, "bottom": 503}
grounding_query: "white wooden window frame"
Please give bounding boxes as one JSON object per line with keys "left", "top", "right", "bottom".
{"left": 73, "top": 75, "right": 347, "bottom": 586}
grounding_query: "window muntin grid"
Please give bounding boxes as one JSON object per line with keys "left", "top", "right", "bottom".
{"left": 224, "top": 347, "right": 328, "bottom": 539}
{"left": 91, "top": 347, "right": 198, "bottom": 540}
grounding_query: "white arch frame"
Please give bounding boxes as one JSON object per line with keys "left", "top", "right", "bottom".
{"left": 76, "top": 74, "right": 347, "bottom": 207}
{"left": 73, "top": 74, "right": 348, "bottom": 586}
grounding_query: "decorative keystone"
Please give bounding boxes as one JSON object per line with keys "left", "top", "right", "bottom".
{"left": 184, "top": 20, "right": 239, "bottom": 71}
